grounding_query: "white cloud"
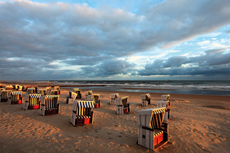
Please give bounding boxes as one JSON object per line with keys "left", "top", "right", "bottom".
{"left": 198, "top": 40, "right": 210, "bottom": 46}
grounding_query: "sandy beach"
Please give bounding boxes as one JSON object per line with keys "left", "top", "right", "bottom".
{"left": 0, "top": 84, "right": 230, "bottom": 153}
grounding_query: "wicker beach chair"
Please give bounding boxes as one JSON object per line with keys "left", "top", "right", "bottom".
{"left": 137, "top": 108, "right": 169, "bottom": 151}
{"left": 5, "top": 85, "right": 13, "bottom": 91}
{"left": 50, "top": 90, "right": 59, "bottom": 95}
{"left": 46, "top": 86, "right": 52, "bottom": 95}
{"left": 110, "top": 93, "right": 119, "bottom": 105}
{"left": 40, "top": 95, "right": 59, "bottom": 116}
{"left": 23, "top": 94, "right": 41, "bottom": 110}
{"left": 88, "top": 94, "right": 101, "bottom": 108}
{"left": 72, "top": 88, "right": 81, "bottom": 99}
{"left": 11, "top": 91, "right": 23, "bottom": 104}
{"left": 116, "top": 96, "right": 130, "bottom": 114}
{"left": 157, "top": 94, "right": 171, "bottom": 121}
{"left": 27, "top": 88, "right": 35, "bottom": 94}
{"left": 141, "top": 93, "right": 151, "bottom": 106}
{"left": 38, "top": 88, "right": 47, "bottom": 96}
{"left": 0, "top": 90, "right": 11, "bottom": 102}
{"left": 54, "top": 86, "right": 60, "bottom": 94}
{"left": 66, "top": 92, "right": 78, "bottom": 104}
{"left": 85, "top": 90, "right": 93, "bottom": 100}
{"left": 70, "top": 100, "right": 95, "bottom": 126}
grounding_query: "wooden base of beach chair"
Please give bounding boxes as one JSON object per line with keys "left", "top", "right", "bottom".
{"left": 94, "top": 103, "right": 100, "bottom": 108}
{"left": 28, "top": 105, "right": 40, "bottom": 109}
{"left": 71, "top": 118, "right": 92, "bottom": 126}
{"left": 11, "top": 100, "right": 22, "bottom": 104}
{"left": 124, "top": 107, "right": 130, "bottom": 114}
{"left": 45, "top": 109, "right": 58, "bottom": 115}
{"left": 1, "top": 98, "right": 8, "bottom": 102}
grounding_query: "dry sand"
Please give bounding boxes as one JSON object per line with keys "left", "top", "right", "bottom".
{"left": 0, "top": 85, "right": 230, "bottom": 153}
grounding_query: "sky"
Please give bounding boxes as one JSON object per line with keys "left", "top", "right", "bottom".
{"left": 0, "top": 0, "right": 230, "bottom": 80}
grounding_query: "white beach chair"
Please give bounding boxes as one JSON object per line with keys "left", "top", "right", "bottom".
{"left": 70, "top": 100, "right": 95, "bottom": 126}
{"left": 137, "top": 108, "right": 169, "bottom": 151}
{"left": 140, "top": 93, "right": 151, "bottom": 106}
{"left": 116, "top": 96, "right": 130, "bottom": 114}
{"left": 67, "top": 92, "right": 78, "bottom": 104}
{"left": 110, "top": 93, "right": 119, "bottom": 105}
{"left": 88, "top": 94, "right": 101, "bottom": 108}
{"left": 85, "top": 90, "right": 93, "bottom": 100}
{"left": 40, "top": 95, "right": 59, "bottom": 116}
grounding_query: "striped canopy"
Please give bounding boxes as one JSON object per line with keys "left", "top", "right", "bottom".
{"left": 29, "top": 94, "right": 41, "bottom": 98}
{"left": 77, "top": 101, "right": 94, "bottom": 108}
{"left": 46, "top": 95, "right": 59, "bottom": 99}
{"left": 11, "top": 91, "right": 22, "bottom": 95}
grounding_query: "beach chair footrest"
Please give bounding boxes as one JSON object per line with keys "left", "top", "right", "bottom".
{"left": 28, "top": 105, "right": 40, "bottom": 109}
{"left": 45, "top": 109, "right": 58, "bottom": 115}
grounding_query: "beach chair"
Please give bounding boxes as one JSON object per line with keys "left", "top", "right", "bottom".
{"left": 88, "top": 94, "right": 101, "bottom": 108}
{"left": 110, "top": 93, "right": 119, "bottom": 105}
{"left": 54, "top": 86, "right": 60, "bottom": 94}
{"left": 17, "top": 85, "right": 23, "bottom": 91}
{"left": 66, "top": 92, "right": 78, "bottom": 104}
{"left": 50, "top": 90, "right": 59, "bottom": 95}
{"left": 137, "top": 108, "right": 169, "bottom": 151}
{"left": 0, "top": 84, "right": 5, "bottom": 88}
{"left": 34, "top": 86, "right": 38, "bottom": 93}
{"left": 23, "top": 85, "right": 31, "bottom": 91}
{"left": 38, "top": 88, "right": 47, "bottom": 96}
{"left": 27, "top": 88, "right": 35, "bottom": 94}
{"left": 5, "top": 85, "right": 13, "bottom": 91}
{"left": 11, "top": 91, "right": 23, "bottom": 104}
{"left": 141, "top": 93, "right": 151, "bottom": 106}
{"left": 23, "top": 94, "right": 41, "bottom": 110}
{"left": 161, "top": 94, "right": 170, "bottom": 102}
{"left": 46, "top": 86, "right": 52, "bottom": 95}
{"left": 40, "top": 95, "right": 59, "bottom": 116}
{"left": 116, "top": 96, "right": 130, "bottom": 114}
{"left": 70, "top": 100, "right": 95, "bottom": 126}
{"left": 85, "top": 90, "right": 93, "bottom": 100}
{"left": 72, "top": 88, "right": 82, "bottom": 99}
{"left": 157, "top": 94, "right": 171, "bottom": 121}
{"left": 0, "top": 90, "right": 11, "bottom": 102}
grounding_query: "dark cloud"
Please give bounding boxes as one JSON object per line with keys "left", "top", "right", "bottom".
{"left": 138, "top": 48, "right": 230, "bottom": 76}
{"left": 80, "top": 59, "right": 135, "bottom": 77}
{"left": 1, "top": 0, "right": 230, "bottom": 79}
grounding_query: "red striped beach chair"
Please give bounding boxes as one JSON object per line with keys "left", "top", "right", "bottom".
{"left": 137, "top": 108, "right": 169, "bottom": 151}
{"left": 11, "top": 91, "right": 23, "bottom": 104}
{"left": 23, "top": 94, "right": 41, "bottom": 110}
{"left": 70, "top": 100, "right": 95, "bottom": 126}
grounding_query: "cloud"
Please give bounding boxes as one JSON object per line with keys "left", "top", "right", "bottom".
{"left": 1, "top": 0, "right": 230, "bottom": 79}
{"left": 138, "top": 48, "right": 230, "bottom": 76}
{"left": 80, "top": 59, "right": 135, "bottom": 77}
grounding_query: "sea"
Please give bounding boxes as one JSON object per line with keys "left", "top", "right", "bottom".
{"left": 18, "top": 80, "right": 230, "bottom": 96}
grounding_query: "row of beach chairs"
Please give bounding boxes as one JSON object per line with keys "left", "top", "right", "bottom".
{"left": 0, "top": 84, "right": 171, "bottom": 151}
